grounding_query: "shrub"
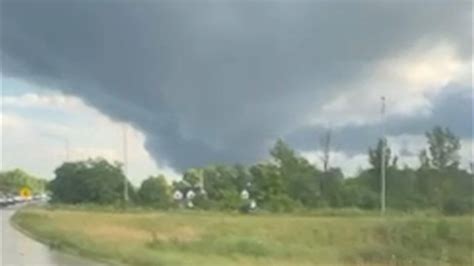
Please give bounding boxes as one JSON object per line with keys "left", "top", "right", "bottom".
{"left": 442, "top": 198, "right": 472, "bottom": 215}
{"left": 262, "top": 194, "right": 300, "bottom": 212}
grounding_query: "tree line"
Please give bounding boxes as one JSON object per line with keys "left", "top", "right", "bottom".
{"left": 48, "top": 126, "right": 473, "bottom": 215}
{"left": 0, "top": 169, "right": 47, "bottom": 195}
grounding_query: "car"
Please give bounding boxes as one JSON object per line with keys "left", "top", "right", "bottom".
{"left": 0, "top": 196, "right": 7, "bottom": 207}
{"left": 6, "top": 196, "right": 15, "bottom": 206}
{"left": 14, "top": 196, "right": 24, "bottom": 203}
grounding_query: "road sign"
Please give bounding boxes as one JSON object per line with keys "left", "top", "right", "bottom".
{"left": 19, "top": 187, "right": 32, "bottom": 199}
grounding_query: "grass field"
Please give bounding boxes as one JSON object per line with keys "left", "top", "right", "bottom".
{"left": 12, "top": 207, "right": 473, "bottom": 266}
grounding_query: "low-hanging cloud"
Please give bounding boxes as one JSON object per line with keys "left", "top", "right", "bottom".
{"left": 287, "top": 85, "right": 473, "bottom": 155}
{"left": 1, "top": 0, "right": 472, "bottom": 170}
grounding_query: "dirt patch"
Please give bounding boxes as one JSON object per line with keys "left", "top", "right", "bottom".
{"left": 149, "top": 226, "right": 201, "bottom": 243}
{"left": 82, "top": 224, "right": 150, "bottom": 243}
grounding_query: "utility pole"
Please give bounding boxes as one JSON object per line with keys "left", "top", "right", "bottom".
{"left": 122, "top": 124, "right": 129, "bottom": 204}
{"left": 380, "top": 96, "right": 386, "bottom": 215}
{"left": 320, "top": 128, "right": 332, "bottom": 172}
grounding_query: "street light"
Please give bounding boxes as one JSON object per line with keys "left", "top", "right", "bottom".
{"left": 380, "top": 96, "right": 386, "bottom": 215}
{"left": 122, "top": 124, "right": 129, "bottom": 204}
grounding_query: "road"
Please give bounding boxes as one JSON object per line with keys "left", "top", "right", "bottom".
{"left": 1, "top": 207, "right": 103, "bottom": 266}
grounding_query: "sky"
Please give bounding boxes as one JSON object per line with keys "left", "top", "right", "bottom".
{"left": 1, "top": 0, "right": 472, "bottom": 184}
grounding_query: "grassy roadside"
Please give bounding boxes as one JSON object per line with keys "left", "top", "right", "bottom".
{"left": 12, "top": 206, "right": 473, "bottom": 266}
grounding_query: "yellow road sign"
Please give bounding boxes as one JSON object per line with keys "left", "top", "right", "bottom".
{"left": 20, "top": 187, "right": 32, "bottom": 198}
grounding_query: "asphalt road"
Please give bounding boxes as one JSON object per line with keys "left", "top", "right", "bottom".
{"left": 1, "top": 207, "right": 103, "bottom": 266}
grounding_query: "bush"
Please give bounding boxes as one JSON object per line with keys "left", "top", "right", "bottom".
{"left": 357, "top": 191, "right": 379, "bottom": 209}
{"left": 262, "top": 194, "right": 300, "bottom": 212}
{"left": 138, "top": 175, "right": 171, "bottom": 209}
{"left": 442, "top": 198, "right": 472, "bottom": 215}
{"left": 49, "top": 159, "right": 127, "bottom": 204}
{"left": 193, "top": 193, "right": 213, "bottom": 210}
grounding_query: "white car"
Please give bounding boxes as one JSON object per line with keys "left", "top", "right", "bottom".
{"left": 14, "top": 196, "right": 24, "bottom": 203}
{"left": 6, "top": 197, "right": 15, "bottom": 205}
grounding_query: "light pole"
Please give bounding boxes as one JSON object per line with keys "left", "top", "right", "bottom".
{"left": 380, "top": 97, "right": 386, "bottom": 215}
{"left": 122, "top": 124, "right": 129, "bottom": 203}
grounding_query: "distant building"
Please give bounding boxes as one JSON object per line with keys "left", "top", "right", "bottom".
{"left": 173, "top": 190, "right": 183, "bottom": 201}
{"left": 240, "top": 189, "right": 249, "bottom": 200}
{"left": 186, "top": 190, "right": 196, "bottom": 200}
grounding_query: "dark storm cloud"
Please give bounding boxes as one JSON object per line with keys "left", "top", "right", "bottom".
{"left": 287, "top": 85, "right": 473, "bottom": 154}
{"left": 1, "top": 0, "right": 471, "bottom": 170}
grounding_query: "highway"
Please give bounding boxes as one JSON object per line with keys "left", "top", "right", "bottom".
{"left": 1, "top": 207, "right": 103, "bottom": 266}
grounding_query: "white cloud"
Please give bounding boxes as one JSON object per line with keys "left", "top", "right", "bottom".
{"left": 3, "top": 92, "right": 85, "bottom": 110}
{"left": 386, "top": 134, "right": 473, "bottom": 170}
{"left": 386, "top": 42, "right": 465, "bottom": 91}
{"left": 1, "top": 92, "right": 180, "bottom": 184}
{"left": 300, "top": 150, "right": 369, "bottom": 177}
{"left": 386, "top": 134, "right": 426, "bottom": 169}
{"left": 300, "top": 134, "right": 473, "bottom": 177}
{"left": 311, "top": 42, "right": 470, "bottom": 127}
{"left": 459, "top": 139, "right": 473, "bottom": 171}
{"left": 0, "top": 113, "right": 26, "bottom": 129}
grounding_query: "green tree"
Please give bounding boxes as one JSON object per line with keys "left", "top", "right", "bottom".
{"left": 233, "top": 164, "right": 253, "bottom": 191}
{"left": 172, "top": 180, "right": 189, "bottom": 193}
{"left": 440, "top": 168, "right": 473, "bottom": 215}
{"left": 138, "top": 175, "right": 171, "bottom": 209}
{"left": 413, "top": 127, "right": 470, "bottom": 213}
{"left": 250, "top": 140, "right": 321, "bottom": 211}
{"left": 49, "top": 158, "right": 128, "bottom": 204}
{"left": 366, "top": 139, "right": 397, "bottom": 193}
{"left": 425, "top": 126, "right": 461, "bottom": 169}
{"left": 183, "top": 168, "right": 203, "bottom": 188}
{"left": 0, "top": 169, "right": 47, "bottom": 195}
{"left": 418, "top": 149, "right": 431, "bottom": 169}
{"left": 416, "top": 166, "right": 473, "bottom": 213}
{"left": 320, "top": 168, "right": 344, "bottom": 207}
{"left": 250, "top": 163, "right": 292, "bottom": 211}
{"left": 340, "top": 176, "right": 378, "bottom": 209}
{"left": 201, "top": 165, "right": 240, "bottom": 210}
{"left": 368, "top": 138, "right": 392, "bottom": 172}
{"left": 385, "top": 167, "right": 418, "bottom": 210}
{"left": 284, "top": 158, "right": 321, "bottom": 208}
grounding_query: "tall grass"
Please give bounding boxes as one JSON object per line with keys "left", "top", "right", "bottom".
{"left": 12, "top": 206, "right": 473, "bottom": 266}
